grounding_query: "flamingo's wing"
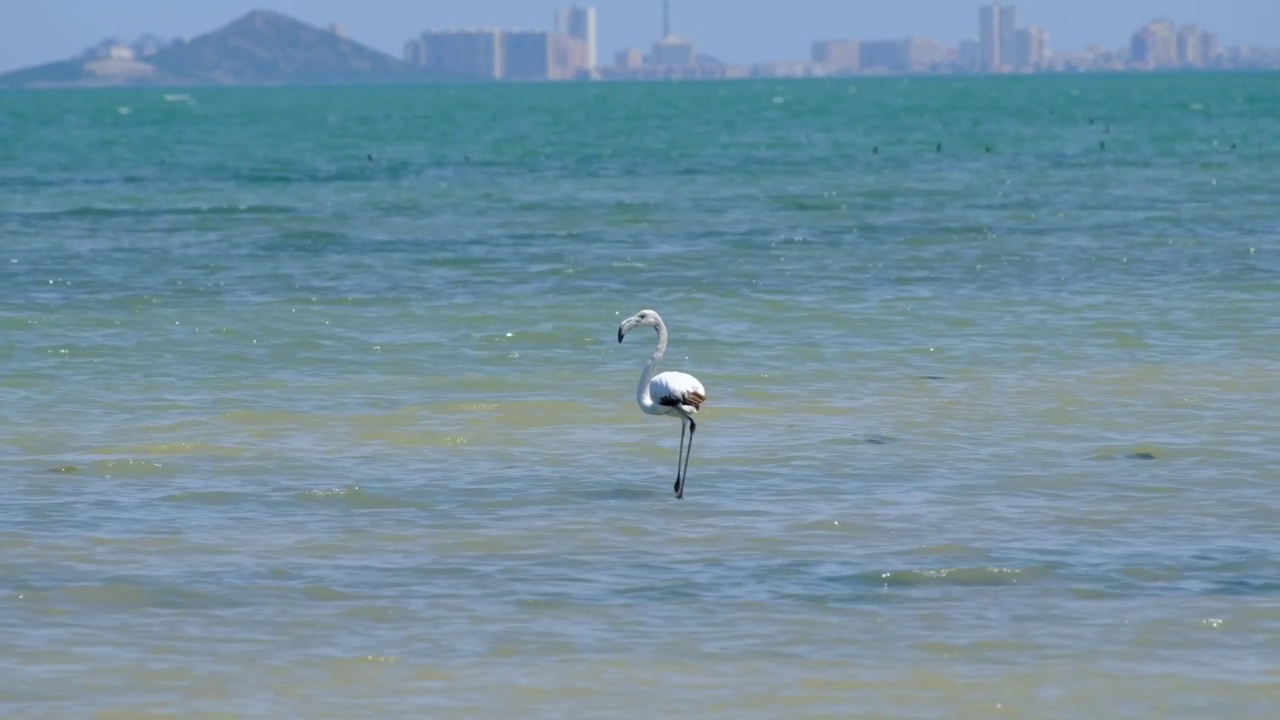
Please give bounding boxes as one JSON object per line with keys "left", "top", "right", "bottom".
{"left": 651, "top": 371, "right": 706, "bottom": 412}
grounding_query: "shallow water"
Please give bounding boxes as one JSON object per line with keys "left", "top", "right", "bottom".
{"left": 2, "top": 75, "right": 1280, "bottom": 717}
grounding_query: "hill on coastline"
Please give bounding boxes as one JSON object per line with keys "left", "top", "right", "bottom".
{"left": 0, "top": 10, "right": 433, "bottom": 88}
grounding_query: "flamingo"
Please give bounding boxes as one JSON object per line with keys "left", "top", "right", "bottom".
{"left": 617, "top": 309, "right": 707, "bottom": 499}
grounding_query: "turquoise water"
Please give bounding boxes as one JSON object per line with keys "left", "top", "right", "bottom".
{"left": 2, "top": 74, "right": 1280, "bottom": 717}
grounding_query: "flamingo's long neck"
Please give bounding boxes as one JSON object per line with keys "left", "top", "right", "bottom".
{"left": 636, "top": 318, "right": 668, "bottom": 414}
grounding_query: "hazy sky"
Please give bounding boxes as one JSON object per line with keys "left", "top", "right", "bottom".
{"left": 2, "top": 1, "right": 1275, "bottom": 73}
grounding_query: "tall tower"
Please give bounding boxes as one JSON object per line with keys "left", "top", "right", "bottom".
{"left": 978, "top": 4, "right": 1000, "bottom": 72}
{"left": 554, "top": 5, "right": 597, "bottom": 69}
{"left": 979, "top": 4, "right": 1022, "bottom": 72}
{"left": 999, "top": 5, "right": 1019, "bottom": 69}
{"left": 650, "top": 0, "right": 695, "bottom": 68}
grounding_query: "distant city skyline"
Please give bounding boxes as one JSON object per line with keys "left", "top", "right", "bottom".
{"left": 3, "top": 0, "right": 1278, "bottom": 74}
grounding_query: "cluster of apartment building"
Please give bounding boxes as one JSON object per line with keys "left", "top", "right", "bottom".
{"left": 403, "top": 5, "right": 597, "bottom": 81}
{"left": 601, "top": 1, "right": 738, "bottom": 80}
{"left": 80, "top": 34, "right": 184, "bottom": 62}
{"left": 971, "top": 4, "right": 1047, "bottom": 71}
{"left": 809, "top": 37, "right": 950, "bottom": 75}
{"left": 1129, "top": 19, "right": 1219, "bottom": 69}
{"left": 403, "top": 2, "right": 1270, "bottom": 82}
{"left": 810, "top": 4, "right": 1045, "bottom": 76}
{"left": 403, "top": 2, "right": 739, "bottom": 82}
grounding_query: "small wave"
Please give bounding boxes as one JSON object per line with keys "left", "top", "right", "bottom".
{"left": 874, "top": 566, "right": 1035, "bottom": 587}
{"left": 1089, "top": 445, "right": 1163, "bottom": 461}
{"left": 305, "top": 485, "right": 360, "bottom": 498}
{"left": 904, "top": 543, "right": 993, "bottom": 558}
{"left": 331, "top": 654, "right": 400, "bottom": 667}
{"left": 299, "top": 486, "right": 436, "bottom": 511}
{"left": 82, "top": 458, "right": 171, "bottom": 479}
{"left": 300, "top": 584, "right": 364, "bottom": 602}
{"left": 355, "top": 428, "right": 471, "bottom": 448}
{"left": 272, "top": 229, "right": 351, "bottom": 244}
{"left": 159, "top": 490, "right": 250, "bottom": 505}
{"left": 25, "top": 204, "right": 297, "bottom": 219}
{"left": 578, "top": 486, "right": 662, "bottom": 502}
{"left": 770, "top": 196, "right": 848, "bottom": 212}
{"left": 56, "top": 581, "right": 247, "bottom": 610}
{"left": 218, "top": 409, "right": 321, "bottom": 426}
{"left": 448, "top": 402, "right": 499, "bottom": 412}
{"left": 94, "top": 441, "right": 244, "bottom": 458}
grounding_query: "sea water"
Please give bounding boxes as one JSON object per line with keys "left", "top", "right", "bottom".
{"left": 2, "top": 75, "right": 1279, "bottom": 718}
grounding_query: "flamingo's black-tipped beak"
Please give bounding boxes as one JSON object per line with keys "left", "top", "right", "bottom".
{"left": 618, "top": 315, "right": 640, "bottom": 342}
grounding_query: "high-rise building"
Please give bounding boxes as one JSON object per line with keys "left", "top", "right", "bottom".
{"left": 812, "top": 39, "right": 860, "bottom": 74}
{"left": 1176, "top": 25, "right": 1203, "bottom": 66}
{"left": 405, "top": 29, "right": 504, "bottom": 80}
{"left": 503, "top": 31, "right": 553, "bottom": 80}
{"left": 958, "top": 39, "right": 980, "bottom": 72}
{"left": 554, "top": 5, "right": 597, "bottom": 69}
{"left": 1130, "top": 19, "right": 1177, "bottom": 68}
{"left": 979, "top": 4, "right": 1023, "bottom": 72}
{"left": 999, "top": 5, "right": 1019, "bottom": 68}
{"left": 978, "top": 5, "right": 1001, "bottom": 72}
{"left": 1013, "top": 26, "right": 1048, "bottom": 69}
{"left": 904, "top": 37, "right": 950, "bottom": 71}
{"left": 859, "top": 40, "right": 902, "bottom": 71}
{"left": 615, "top": 47, "right": 643, "bottom": 70}
{"left": 504, "top": 30, "right": 588, "bottom": 80}
{"left": 405, "top": 26, "right": 588, "bottom": 81}
{"left": 651, "top": 36, "right": 696, "bottom": 67}
{"left": 404, "top": 38, "right": 423, "bottom": 66}
{"left": 549, "top": 33, "right": 589, "bottom": 78}
{"left": 858, "top": 37, "right": 947, "bottom": 73}
{"left": 1201, "top": 31, "right": 1220, "bottom": 64}
{"left": 650, "top": 0, "right": 696, "bottom": 67}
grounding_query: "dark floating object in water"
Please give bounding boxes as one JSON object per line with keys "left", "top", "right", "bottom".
{"left": 464, "top": 154, "right": 471, "bottom": 162}
{"left": 1126, "top": 452, "right": 1156, "bottom": 460}
{"left": 366, "top": 153, "right": 373, "bottom": 161}
{"left": 863, "top": 435, "right": 895, "bottom": 445}
{"left": 49, "top": 465, "right": 80, "bottom": 473}
{"left": 936, "top": 142, "right": 942, "bottom": 153}
{"left": 1104, "top": 124, "right": 1111, "bottom": 134}
{"left": 918, "top": 375, "right": 945, "bottom": 380}
{"left": 984, "top": 146, "right": 993, "bottom": 153}
{"left": 1099, "top": 140, "right": 1106, "bottom": 150}
{"left": 1089, "top": 117, "right": 1095, "bottom": 125}
{"left": 872, "top": 146, "right": 879, "bottom": 155}
{"left": 1230, "top": 142, "right": 1237, "bottom": 150}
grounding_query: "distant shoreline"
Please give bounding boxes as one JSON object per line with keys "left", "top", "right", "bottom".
{"left": 3, "top": 66, "right": 1277, "bottom": 93}
{"left": 4, "top": 8, "right": 1277, "bottom": 91}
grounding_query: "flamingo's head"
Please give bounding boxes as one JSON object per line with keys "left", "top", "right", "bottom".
{"left": 617, "top": 309, "right": 660, "bottom": 343}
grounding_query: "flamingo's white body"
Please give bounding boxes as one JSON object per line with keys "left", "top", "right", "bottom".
{"left": 617, "top": 309, "right": 706, "bottom": 499}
